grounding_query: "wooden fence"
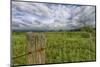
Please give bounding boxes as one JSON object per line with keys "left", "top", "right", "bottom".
{"left": 26, "top": 32, "right": 46, "bottom": 64}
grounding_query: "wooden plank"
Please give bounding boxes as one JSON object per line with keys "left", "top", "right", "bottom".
{"left": 26, "top": 32, "right": 45, "bottom": 64}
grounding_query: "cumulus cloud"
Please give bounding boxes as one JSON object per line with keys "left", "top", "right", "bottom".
{"left": 12, "top": 1, "right": 96, "bottom": 31}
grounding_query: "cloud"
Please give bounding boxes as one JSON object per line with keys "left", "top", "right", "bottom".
{"left": 12, "top": 2, "right": 96, "bottom": 31}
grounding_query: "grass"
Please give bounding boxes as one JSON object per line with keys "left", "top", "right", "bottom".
{"left": 12, "top": 29, "right": 96, "bottom": 65}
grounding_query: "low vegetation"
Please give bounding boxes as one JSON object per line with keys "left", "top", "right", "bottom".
{"left": 12, "top": 27, "right": 96, "bottom": 65}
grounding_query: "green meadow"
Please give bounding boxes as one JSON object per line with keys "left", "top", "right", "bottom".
{"left": 12, "top": 27, "right": 96, "bottom": 65}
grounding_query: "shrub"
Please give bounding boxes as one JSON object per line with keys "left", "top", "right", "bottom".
{"left": 80, "top": 26, "right": 94, "bottom": 33}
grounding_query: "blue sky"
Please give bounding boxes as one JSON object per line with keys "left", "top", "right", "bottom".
{"left": 12, "top": 2, "right": 95, "bottom": 31}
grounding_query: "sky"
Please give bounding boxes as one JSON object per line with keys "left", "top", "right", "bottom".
{"left": 12, "top": 1, "right": 96, "bottom": 31}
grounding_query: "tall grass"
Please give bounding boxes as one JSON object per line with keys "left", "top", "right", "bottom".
{"left": 12, "top": 29, "right": 96, "bottom": 65}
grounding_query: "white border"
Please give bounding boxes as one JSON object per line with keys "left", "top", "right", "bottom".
{"left": 0, "top": 0, "right": 10, "bottom": 67}
{"left": 0, "top": 0, "right": 100, "bottom": 67}
{"left": 18, "top": 0, "right": 96, "bottom": 5}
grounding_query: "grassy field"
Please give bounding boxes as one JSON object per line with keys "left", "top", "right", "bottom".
{"left": 12, "top": 28, "right": 96, "bottom": 65}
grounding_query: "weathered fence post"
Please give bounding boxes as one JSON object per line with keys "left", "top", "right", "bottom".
{"left": 26, "top": 32, "right": 46, "bottom": 64}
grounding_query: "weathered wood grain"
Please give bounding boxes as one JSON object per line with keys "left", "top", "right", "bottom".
{"left": 26, "top": 32, "right": 45, "bottom": 64}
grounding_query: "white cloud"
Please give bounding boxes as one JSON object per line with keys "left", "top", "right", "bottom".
{"left": 12, "top": 1, "right": 96, "bottom": 31}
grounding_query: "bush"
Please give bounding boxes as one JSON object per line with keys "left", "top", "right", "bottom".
{"left": 80, "top": 26, "right": 94, "bottom": 33}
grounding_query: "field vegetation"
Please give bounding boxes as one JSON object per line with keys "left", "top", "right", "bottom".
{"left": 12, "top": 27, "right": 96, "bottom": 65}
